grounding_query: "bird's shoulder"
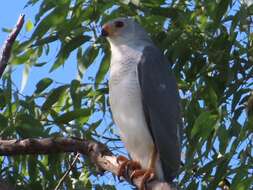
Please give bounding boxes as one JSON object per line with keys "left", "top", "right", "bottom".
{"left": 140, "top": 45, "right": 168, "bottom": 64}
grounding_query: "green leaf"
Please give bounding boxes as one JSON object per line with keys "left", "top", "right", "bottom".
{"left": 16, "top": 113, "right": 45, "bottom": 138}
{"left": 77, "top": 47, "right": 85, "bottom": 80}
{"left": 49, "top": 35, "right": 90, "bottom": 72}
{"left": 2, "top": 28, "right": 12, "bottom": 33}
{"left": 34, "top": 62, "right": 47, "bottom": 67}
{"left": 230, "top": 11, "right": 239, "bottom": 33}
{"left": 70, "top": 80, "right": 81, "bottom": 110}
{"left": 25, "top": 0, "right": 40, "bottom": 8}
{"left": 35, "top": 78, "right": 53, "bottom": 94}
{"left": 191, "top": 111, "right": 218, "bottom": 139}
{"left": 10, "top": 49, "right": 35, "bottom": 65}
{"left": 0, "top": 89, "right": 7, "bottom": 109}
{"left": 77, "top": 46, "right": 99, "bottom": 79}
{"left": 32, "top": 35, "right": 58, "bottom": 47}
{"left": 31, "top": 5, "right": 68, "bottom": 40}
{"left": 95, "top": 52, "right": 110, "bottom": 87}
{"left": 54, "top": 108, "right": 90, "bottom": 124}
{"left": 218, "top": 125, "right": 229, "bottom": 154}
{"left": 25, "top": 20, "right": 34, "bottom": 32}
{"left": 20, "top": 63, "right": 31, "bottom": 92}
{"left": 34, "top": 1, "right": 56, "bottom": 23}
{"left": 205, "top": 87, "right": 218, "bottom": 109}
{"left": 234, "top": 178, "right": 253, "bottom": 190}
{"left": 0, "top": 114, "right": 8, "bottom": 129}
{"left": 79, "top": 167, "right": 91, "bottom": 187}
{"left": 28, "top": 156, "right": 37, "bottom": 182}
{"left": 209, "top": 158, "right": 229, "bottom": 189}
{"left": 41, "top": 86, "right": 68, "bottom": 111}
{"left": 213, "top": 0, "right": 230, "bottom": 22}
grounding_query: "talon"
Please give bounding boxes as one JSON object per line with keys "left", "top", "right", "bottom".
{"left": 130, "top": 169, "right": 146, "bottom": 182}
{"left": 117, "top": 155, "right": 129, "bottom": 176}
{"left": 130, "top": 169, "right": 155, "bottom": 190}
{"left": 117, "top": 155, "right": 129, "bottom": 163}
{"left": 127, "top": 160, "right": 141, "bottom": 171}
{"left": 116, "top": 156, "right": 142, "bottom": 180}
{"left": 141, "top": 170, "right": 155, "bottom": 190}
{"left": 124, "top": 160, "right": 141, "bottom": 181}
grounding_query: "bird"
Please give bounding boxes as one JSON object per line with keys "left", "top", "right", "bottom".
{"left": 101, "top": 17, "right": 181, "bottom": 189}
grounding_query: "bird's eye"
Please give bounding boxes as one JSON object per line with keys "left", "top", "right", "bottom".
{"left": 114, "top": 21, "right": 124, "bottom": 28}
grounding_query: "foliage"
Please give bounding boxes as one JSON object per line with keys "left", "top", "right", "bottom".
{"left": 0, "top": 0, "right": 252, "bottom": 189}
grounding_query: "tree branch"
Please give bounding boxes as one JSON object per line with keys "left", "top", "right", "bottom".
{"left": 0, "top": 138, "right": 175, "bottom": 190}
{"left": 0, "top": 14, "right": 25, "bottom": 78}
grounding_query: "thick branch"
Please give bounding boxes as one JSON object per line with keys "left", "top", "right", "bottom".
{"left": 0, "top": 138, "right": 175, "bottom": 190}
{"left": 0, "top": 14, "right": 25, "bottom": 78}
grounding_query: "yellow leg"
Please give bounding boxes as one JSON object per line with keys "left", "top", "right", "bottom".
{"left": 148, "top": 146, "right": 157, "bottom": 170}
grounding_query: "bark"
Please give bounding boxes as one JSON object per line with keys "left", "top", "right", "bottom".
{"left": 0, "top": 14, "right": 25, "bottom": 78}
{"left": 0, "top": 181, "right": 15, "bottom": 190}
{"left": 0, "top": 137, "right": 175, "bottom": 190}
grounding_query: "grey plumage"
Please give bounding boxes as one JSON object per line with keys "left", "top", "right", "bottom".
{"left": 138, "top": 46, "right": 181, "bottom": 181}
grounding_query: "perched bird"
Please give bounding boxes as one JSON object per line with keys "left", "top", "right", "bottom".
{"left": 101, "top": 18, "right": 181, "bottom": 188}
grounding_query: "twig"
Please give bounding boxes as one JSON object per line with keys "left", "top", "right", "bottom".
{"left": 54, "top": 153, "right": 80, "bottom": 190}
{"left": 0, "top": 137, "right": 175, "bottom": 190}
{"left": 0, "top": 14, "right": 25, "bottom": 78}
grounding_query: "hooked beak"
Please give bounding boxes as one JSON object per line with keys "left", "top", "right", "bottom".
{"left": 101, "top": 28, "right": 109, "bottom": 37}
{"left": 101, "top": 23, "right": 112, "bottom": 37}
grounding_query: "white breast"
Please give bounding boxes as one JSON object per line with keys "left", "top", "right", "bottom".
{"left": 109, "top": 44, "right": 163, "bottom": 178}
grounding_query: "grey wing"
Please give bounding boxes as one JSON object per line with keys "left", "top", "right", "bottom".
{"left": 138, "top": 46, "right": 181, "bottom": 182}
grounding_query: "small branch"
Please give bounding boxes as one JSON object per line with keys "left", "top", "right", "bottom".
{"left": 0, "top": 14, "right": 25, "bottom": 78}
{"left": 54, "top": 153, "right": 80, "bottom": 190}
{"left": 0, "top": 137, "right": 175, "bottom": 190}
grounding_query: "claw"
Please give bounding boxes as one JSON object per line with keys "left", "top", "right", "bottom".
{"left": 117, "top": 155, "right": 129, "bottom": 163}
{"left": 116, "top": 156, "right": 155, "bottom": 190}
{"left": 116, "top": 156, "right": 142, "bottom": 179}
{"left": 130, "top": 169, "right": 155, "bottom": 190}
{"left": 117, "top": 155, "right": 129, "bottom": 176}
{"left": 127, "top": 160, "right": 141, "bottom": 171}
{"left": 130, "top": 169, "right": 146, "bottom": 182}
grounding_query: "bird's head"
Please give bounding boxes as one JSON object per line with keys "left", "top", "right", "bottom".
{"left": 101, "top": 18, "right": 151, "bottom": 46}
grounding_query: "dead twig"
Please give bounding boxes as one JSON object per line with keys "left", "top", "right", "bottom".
{"left": 54, "top": 153, "right": 80, "bottom": 190}
{"left": 0, "top": 14, "right": 25, "bottom": 78}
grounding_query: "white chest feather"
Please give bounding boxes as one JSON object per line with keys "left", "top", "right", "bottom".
{"left": 109, "top": 45, "right": 155, "bottom": 168}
